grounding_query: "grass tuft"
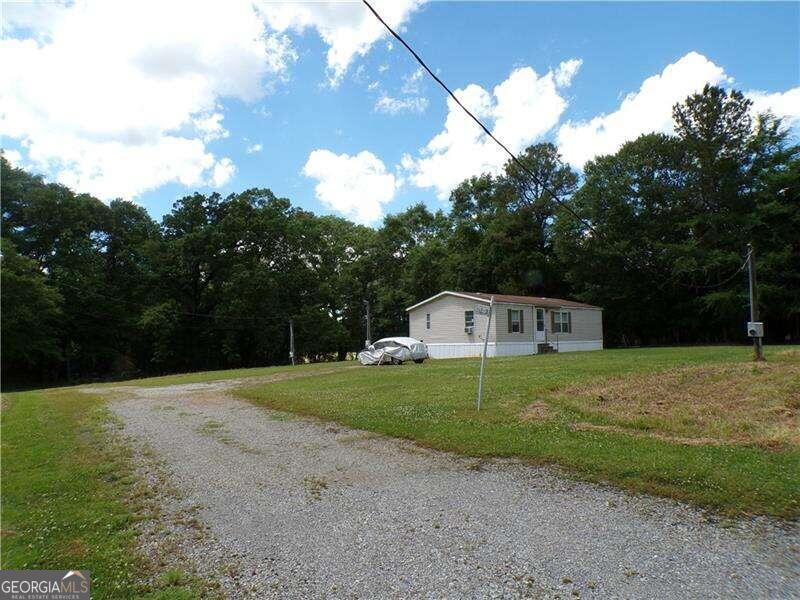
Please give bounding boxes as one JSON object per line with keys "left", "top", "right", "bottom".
{"left": 303, "top": 476, "right": 329, "bottom": 500}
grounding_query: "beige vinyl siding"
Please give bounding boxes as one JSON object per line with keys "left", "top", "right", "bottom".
{"left": 408, "top": 292, "right": 603, "bottom": 348}
{"left": 495, "top": 304, "right": 602, "bottom": 344}
{"left": 542, "top": 307, "right": 603, "bottom": 342}
{"left": 409, "top": 295, "right": 495, "bottom": 344}
{"left": 494, "top": 303, "right": 536, "bottom": 343}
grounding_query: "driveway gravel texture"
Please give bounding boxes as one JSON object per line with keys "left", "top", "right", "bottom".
{"left": 102, "top": 374, "right": 799, "bottom": 599}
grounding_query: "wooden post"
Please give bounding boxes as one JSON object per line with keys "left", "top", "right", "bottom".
{"left": 747, "top": 243, "right": 765, "bottom": 361}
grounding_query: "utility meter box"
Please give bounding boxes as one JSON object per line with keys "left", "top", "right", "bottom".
{"left": 747, "top": 321, "right": 764, "bottom": 337}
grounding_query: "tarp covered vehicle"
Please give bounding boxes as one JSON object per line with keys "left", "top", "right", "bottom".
{"left": 357, "top": 337, "right": 429, "bottom": 365}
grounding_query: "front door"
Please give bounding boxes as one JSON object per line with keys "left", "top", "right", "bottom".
{"left": 534, "top": 308, "right": 546, "bottom": 344}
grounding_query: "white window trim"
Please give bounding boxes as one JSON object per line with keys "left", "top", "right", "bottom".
{"left": 553, "top": 310, "right": 572, "bottom": 334}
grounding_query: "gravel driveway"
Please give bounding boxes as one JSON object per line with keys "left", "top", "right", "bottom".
{"left": 106, "top": 375, "right": 799, "bottom": 599}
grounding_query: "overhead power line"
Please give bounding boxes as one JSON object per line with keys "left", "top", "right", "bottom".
{"left": 669, "top": 246, "right": 752, "bottom": 290}
{"left": 361, "top": 0, "right": 594, "bottom": 232}
{"left": 684, "top": 247, "right": 753, "bottom": 290}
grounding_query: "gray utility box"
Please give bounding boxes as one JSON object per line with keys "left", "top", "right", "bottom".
{"left": 747, "top": 321, "right": 764, "bottom": 337}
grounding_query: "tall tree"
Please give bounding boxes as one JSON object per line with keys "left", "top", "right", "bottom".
{"left": 447, "top": 143, "right": 577, "bottom": 296}
{"left": 745, "top": 115, "right": 800, "bottom": 341}
{"left": 1, "top": 238, "right": 63, "bottom": 380}
{"left": 556, "top": 86, "right": 800, "bottom": 345}
{"left": 554, "top": 133, "right": 692, "bottom": 345}
{"left": 502, "top": 142, "right": 579, "bottom": 252}
{"left": 370, "top": 204, "right": 451, "bottom": 338}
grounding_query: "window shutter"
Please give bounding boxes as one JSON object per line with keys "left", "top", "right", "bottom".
{"left": 567, "top": 312, "right": 572, "bottom": 333}
{"left": 520, "top": 309, "right": 524, "bottom": 333}
{"left": 507, "top": 309, "right": 512, "bottom": 333}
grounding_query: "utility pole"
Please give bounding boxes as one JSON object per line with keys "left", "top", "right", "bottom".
{"left": 747, "top": 243, "right": 765, "bottom": 362}
{"left": 364, "top": 300, "right": 372, "bottom": 348}
{"left": 289, "top": 318, "right": 295, "bottom": 366}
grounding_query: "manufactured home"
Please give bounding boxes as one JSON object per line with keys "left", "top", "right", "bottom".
{"left": 407, "top": 291, "right": 603, "bottom": 359}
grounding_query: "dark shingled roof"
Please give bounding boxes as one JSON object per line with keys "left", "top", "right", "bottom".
{"left": 463, "top": 292, "right": 600, "bottom": 309}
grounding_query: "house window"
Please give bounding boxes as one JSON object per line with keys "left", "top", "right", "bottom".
{"left": 536, "top": 308, "right": 545, "bottom": 332}
{"left": 552, "top": 311, "right": 572, "bottom": 334}
{"left": 507, "top": 309, "right": 524, "bottom": 333}
{"left": 464, "top": 310, "right": 474, "bottom": 330}
{"left": 426, "top": 313, "right": 431, "bottom": 329}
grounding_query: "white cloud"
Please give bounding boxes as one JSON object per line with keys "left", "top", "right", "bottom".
{"left": 554, "top": 59, "right": 582, "bottom": 87}
{"left": 352, "top": 64, "right": 368, "bottom": 83}
{"left": 401, "top": 67, "right": 425, "bottom": 95}
{"left": 1, "top": 149, "right": 23, "bottom": 167}
{"left": 194, "top": 112, "right": 229, "bottom": 142}
{"left": 747, "top": 88, "right": 800, "bottom": 127}
{"left": 246, "top": 142, "right": 263, "bottom": 154}
{"left": 258, "top": 0, "right": 424, "bottom": 85}
{"left": 405, "top": 60, "right": 580, "bottom": 199}
{"left": 372, "top": 68, "right": 428, "bottom": 116}
{"left": 556, "top": 52, "right": 730, "bottom": 168}
{"left": 0, "top": 0, "right": 297, "bottom": 200}
{"left": 212, "top": 157, "right": 236, "bottom": 187}
{"left": 303, "top": 149, "right": 398, "bottom": 224}
{"left": 375, "top": 95, "right": 429, "bottom": 115}
{"left": 493, "top": 66, "right": 570, "bottom": 152}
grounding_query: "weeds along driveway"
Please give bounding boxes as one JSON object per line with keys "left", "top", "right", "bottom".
{"left": 105, "top": 375, "right": 800, "bottom": 599}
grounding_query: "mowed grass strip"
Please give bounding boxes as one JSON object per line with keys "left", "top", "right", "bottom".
{"left": 238, "top": 346, "right": 800, "bottom": 517}
{"left": 0, "top": 389, "right": 211, "bottom": 599}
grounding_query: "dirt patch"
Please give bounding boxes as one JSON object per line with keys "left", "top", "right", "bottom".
{"left": 541, "top": 361, "right": 800, "bottom": 448}
{"left": 521, "top": 401, "right": 553, "bottom": 421}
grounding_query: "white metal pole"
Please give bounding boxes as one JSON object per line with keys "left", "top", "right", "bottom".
{"left": 364, "top": 300, "right": 372, "bottom": 347}
{"left": 476, "top": 296, "right": 494, "bottom": 411}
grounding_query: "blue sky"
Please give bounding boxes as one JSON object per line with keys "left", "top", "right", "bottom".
{"left": 2, "top": 1, "right": 798, "bottom": 225}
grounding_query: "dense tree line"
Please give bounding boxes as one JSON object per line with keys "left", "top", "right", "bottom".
{"left": 3, "top": 86, "right": 798, "bottom": 385}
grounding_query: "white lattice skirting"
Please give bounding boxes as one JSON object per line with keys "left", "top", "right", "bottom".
{"left": 425, "top": 340, "right": 602, "bottom": 359}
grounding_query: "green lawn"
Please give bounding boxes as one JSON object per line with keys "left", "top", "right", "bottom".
{"left": 2, "top": 345, "right": 797, "bottom": 594}
{"left": 238, "top": 345, "right": 800, "bottom": 518}
{"left": 0, "top": 389, "right": 215, "bottom": 599}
